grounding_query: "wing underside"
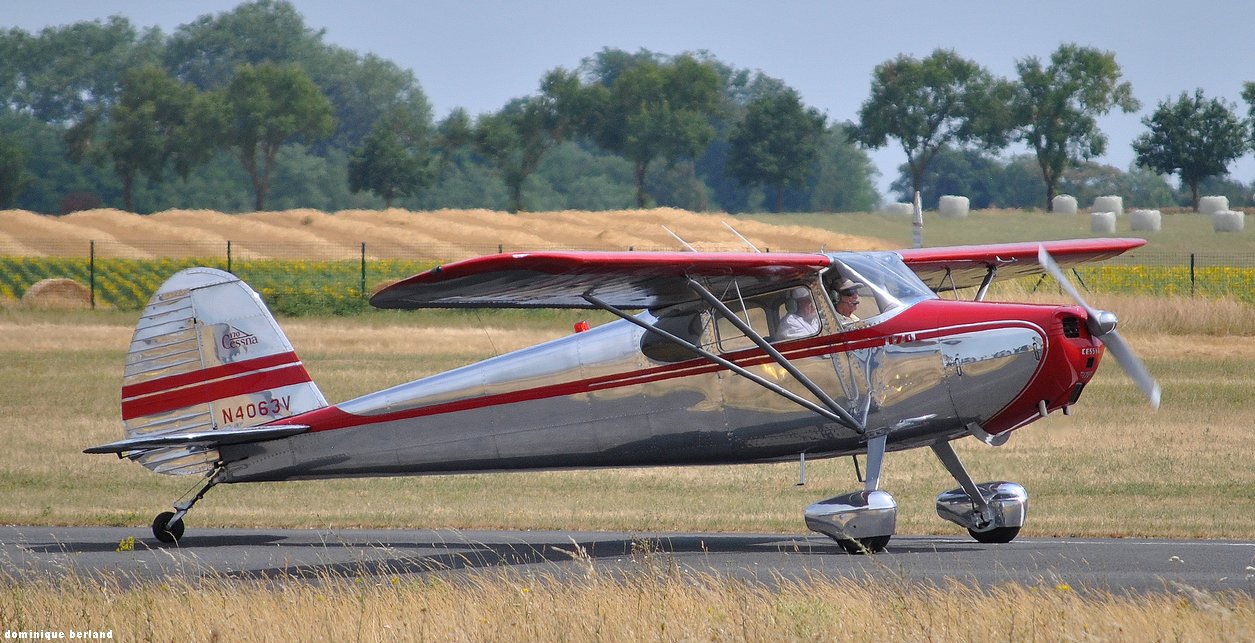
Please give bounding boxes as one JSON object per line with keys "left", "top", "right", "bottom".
{"left": 898, "top": 238, "right": 1146, "bottom": 292}
{"left": 370, "top": 251, "right": 832, "bottom": 310}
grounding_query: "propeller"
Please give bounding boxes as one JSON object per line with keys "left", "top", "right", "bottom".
{"left": 1037, "top": 246, "right": 1161, "bottom": 409}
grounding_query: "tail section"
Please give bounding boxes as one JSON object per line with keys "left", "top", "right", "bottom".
{"left": 107, "top": 267, "right": 327, "bottom": 475}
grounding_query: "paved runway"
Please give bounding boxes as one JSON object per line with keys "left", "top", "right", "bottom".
{"left": 4, "top": 526, "right": 1253, "bottom": 595}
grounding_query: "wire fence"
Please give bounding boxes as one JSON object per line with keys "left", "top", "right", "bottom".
{"left": 2, "top": 239, "right": 1254, "bottom": 314}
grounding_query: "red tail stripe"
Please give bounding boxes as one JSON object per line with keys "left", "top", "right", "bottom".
{"left": 121, "top": 363, "right": 313, "bottom": 421}
{"left": 122, "top": 352, "right": 301, "bottom": 400}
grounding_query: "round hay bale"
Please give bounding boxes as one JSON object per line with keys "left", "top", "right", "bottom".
{"left": 1090, "top": 211, "right": 1116, "bottom": 233}
{"left": 938, "top": 195, "right": 969, "bottom": 219}
{"left": 1199, "top": 196, "right": 1229, "bottom": 215}
{"left": 1092, "top": 195, "right": 1123, "bottom": 216}
{"left": 1130, "top": 209, "right": 1162, "bottom": 232}
{"left": 881, "top": 202, "right": 915, "bottom": 216}
{"left": 1052, "top": 194, "right": 1078, "bottom": 214}
{"left": 22, "top": 278, "right": 92, "bottom": 310}
{"left": 1212, "top": 210, "right": 1245, "bottom": 233}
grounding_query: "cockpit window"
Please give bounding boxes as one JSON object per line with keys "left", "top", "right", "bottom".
{"left": 824, "top": 252, "right": 935, "bottom": 327}
{"left": 716, "top": 286, "right": 819, "bottom": 352}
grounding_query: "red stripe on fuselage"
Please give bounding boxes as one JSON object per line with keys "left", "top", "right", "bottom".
{"left": 293, "top": 308, "right": 1043, "bottom": 434}
{"left": 121, "top": 362, "right": 313, "bottom": 421}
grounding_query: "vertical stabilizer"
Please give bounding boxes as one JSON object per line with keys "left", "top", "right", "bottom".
{"left": 119, "top": 268, "right": 326, "bottom": 475}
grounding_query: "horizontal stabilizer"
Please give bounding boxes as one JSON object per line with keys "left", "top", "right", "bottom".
{"left": 84, "top": 424, "right": 308, "bottom": 455}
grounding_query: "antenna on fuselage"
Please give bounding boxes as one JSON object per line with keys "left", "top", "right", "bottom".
{"left": 721, "top": 221, "right": 762, "bottom": 253}
{"left": 912, "top": 190, "right": 924, "bottom": 249}
{"left": 662, "top": 225, "right": 697, "bottom": 252}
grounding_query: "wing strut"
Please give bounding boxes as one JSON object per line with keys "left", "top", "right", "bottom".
{"left": 685, "top": 278, "right": 865, "bottom": 433}
{"left": 582, "top": 294, "right": 854, "bottom": 429}
{"left": 974, "top": 265, "right": 997, "bottom": 302}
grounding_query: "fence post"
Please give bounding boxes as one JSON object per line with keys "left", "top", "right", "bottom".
{"left": 89, "top": 240, "right": 95, "bottom": 310}
{"left": 1190, "top": 252, "right": 1195, "bottom": 297}
{"left": 227, "top": 240, "right": 233, "bottom": 275}
{"left": 360, "top": 242, "right": 366, "bottom": 297}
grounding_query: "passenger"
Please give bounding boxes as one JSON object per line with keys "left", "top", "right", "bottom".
{"left": 832, "top": 278, "right": 864, "bottom": 326}
{"left": 778, "top": 287, "right": 819, "bottom": 339}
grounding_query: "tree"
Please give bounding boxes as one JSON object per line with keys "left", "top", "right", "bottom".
{"left": 0, "top": 134, "right": 28, "bottom": 207}
{"left": 807, "top": 124, "right": 880, "bottom": 213}
{"left": 348, "top": 107, "right": 433, "bottom": 207}
{"left": 581, "top": 53, "right": 722, "bottom": 207}
{"left": 727, "top": 88, "right": 826, "bottom": 211}
{"left": 164, "top": 0, "right": 320, "bottom": 90}
{"left": 65, "top": 65, "right": 213, "bottom": 211}
{"left": 474, "top": 95, "right": 564, "bottom": 213}
{"left": 1134, "top": 90, "right": 1249, "bottom": 211}
{"left": 853, "top": 49, "right": 1009, "bottom": 199}
{"left": 215, "top": 63, "right": 333, "bottom": 210}
{"left": 1010, "top": 44, "right": 1140, "bottom": 210}
{"left": 11, "top": 17, "right": 162, "bottom": 124}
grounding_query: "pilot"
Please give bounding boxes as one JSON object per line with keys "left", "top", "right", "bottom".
{"left": 833, "top": 278, "right": 864, "bottom": 325}
{"left": 778, "top": 287, "right": 820, "bottom": 338}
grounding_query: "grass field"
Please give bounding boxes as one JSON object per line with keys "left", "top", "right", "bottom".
{"left": 3, "top": 208, "right": 1252, "bottom": 637}
{"left": 2, "top": 293, "right": 1251, "bottom": 540}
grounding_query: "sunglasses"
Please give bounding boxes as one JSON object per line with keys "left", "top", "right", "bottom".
{"left": 838, "top": 289, "right": 858, "bottom": 297}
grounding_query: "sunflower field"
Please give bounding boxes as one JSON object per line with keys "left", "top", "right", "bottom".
{"left": 2, "top": 252, "right": 1252, "bottom": 315}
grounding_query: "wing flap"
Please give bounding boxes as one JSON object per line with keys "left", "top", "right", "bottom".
{"left": 370, "top": 251, "right": 831, "bottom": 310}
{"left": 84, "top": 424, "right": 308, "bottom": 455}
{"left": 899, "top": 238, "right": 1146, "bottom": 291}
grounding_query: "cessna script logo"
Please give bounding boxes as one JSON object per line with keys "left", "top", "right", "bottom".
{"left": 221, "top": 327, "right": 258, "bottom": 350}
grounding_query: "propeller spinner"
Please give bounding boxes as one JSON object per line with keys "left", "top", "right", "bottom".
{"left": 1037, "top": 246, "right": 1161, "bottom": 409}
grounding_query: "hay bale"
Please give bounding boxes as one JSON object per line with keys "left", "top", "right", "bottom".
{"left": 1051, "top": 194, "right": 1078, "bottom": 214}
{"left": 22, "top": 278, "right": 92, "bottom": 309}
{"left": 1092, "top": 195, "right": 1123, "bottom": 216}
{"left": 938, "top": 195, "right": 969, "bottom": 219}
{"left": 1199, "top": 196, "right": 1229, "bottom": 215}
{"left": 1212, "top": 210, "right": 1245, "bottom": 233}
{"left": 881, "top": 202, "right": 915, "bottom": 216}
{"left": 1130, "top": 209, "right": 1162, "bottom": 232}
{"left": 1090, "top": 211, "right": 1116, "bottom": 233}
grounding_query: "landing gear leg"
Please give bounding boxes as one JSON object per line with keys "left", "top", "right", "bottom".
{"left": 931, "top": 441, "right": 1027, "bottom": 544}
{"left": 805, "top": 433, "right": 897, "bottom": 554}
{"left": 152, "top": 467, "right": 222, "bottom": 544}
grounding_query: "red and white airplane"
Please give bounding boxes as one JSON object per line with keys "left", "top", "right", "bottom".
{"left": 87, "top": 238, "right": 1158, "bottom": 553}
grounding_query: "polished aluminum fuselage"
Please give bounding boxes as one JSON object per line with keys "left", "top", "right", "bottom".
{"left": 220, "top": 298, "right": 1051, "bottom": 483}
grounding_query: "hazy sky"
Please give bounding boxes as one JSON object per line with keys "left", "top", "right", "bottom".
{"left": 8, "top": 0, "right": 1255, "bottom": 195}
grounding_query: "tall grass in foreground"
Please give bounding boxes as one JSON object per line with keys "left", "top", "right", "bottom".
{"left": 2, "top": 561, "right": 1251, "bottom": 642}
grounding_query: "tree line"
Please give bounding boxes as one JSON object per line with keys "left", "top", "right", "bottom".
{"left": 0, "top": 1, "right": 1251, "bottom": 215}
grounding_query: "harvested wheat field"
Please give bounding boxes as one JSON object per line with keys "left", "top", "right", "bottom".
{"left": 0, "top": 208, "right": 888, "bottom": 260}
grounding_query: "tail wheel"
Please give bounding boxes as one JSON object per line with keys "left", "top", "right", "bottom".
{"left": 838, "top": 535, "right": 891, "bottom": 554}
{"left": 152, "top": 511, "right": 185, "bottom": 543}
{"left": 968, "top": 526, "right": 1019, "bottom": 544}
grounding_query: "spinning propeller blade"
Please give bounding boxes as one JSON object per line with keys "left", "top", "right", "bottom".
{"left": 1037, "top": 246, "right": 1161, "bottom": 409}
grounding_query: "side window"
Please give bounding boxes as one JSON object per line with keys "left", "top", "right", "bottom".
{"left": 716, "top": 300, "right": 771, "bottom": 352}
{"left": 716, "top": 287, "right": 819, "bottom": 351}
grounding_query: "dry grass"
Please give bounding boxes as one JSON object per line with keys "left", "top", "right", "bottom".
{"left": 0, "top": 208, "right": 889, "bottom": 260}
{"left": 0, "top": 292, "right": 1252, "bottom": 539}
{"left": 2, "top": 564, "right": 1251, "bottom": 641}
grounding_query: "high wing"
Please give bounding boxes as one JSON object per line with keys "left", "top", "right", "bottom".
{"left": 899, "top": 238, "right": 1146, "bottom": 292}
{"left": 371, "top": 251, "right": 831, "bottom": 310}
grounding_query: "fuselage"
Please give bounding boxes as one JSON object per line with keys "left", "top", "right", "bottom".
{"left": 219, "top": 253, "right": 1102, "bottom": 483}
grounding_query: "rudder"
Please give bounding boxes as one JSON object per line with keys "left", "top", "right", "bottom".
{"left": 119, "top": 267, "right": 326, "bottom": 475}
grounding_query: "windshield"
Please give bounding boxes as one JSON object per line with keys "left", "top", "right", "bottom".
{"left": 824, "top": 251, "right": 935, "bottom": 322}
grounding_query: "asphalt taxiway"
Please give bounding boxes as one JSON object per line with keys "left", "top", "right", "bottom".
{"left": 4, "top": 526, "right": 1253, "bottom": 595}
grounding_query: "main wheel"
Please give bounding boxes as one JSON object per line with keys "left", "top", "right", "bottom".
{"left": 968, "top": 526, "right": 1019, "bottom": 544}
{"left": 838, "top": 535, "right": 891, "bottom": 554}
{"left": 152, "top": 511, "right": 185, "bottom": 543}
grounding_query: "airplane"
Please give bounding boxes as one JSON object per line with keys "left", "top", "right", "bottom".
{"left": 86, "top": 237, "right": 1160, "bottom": 553}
